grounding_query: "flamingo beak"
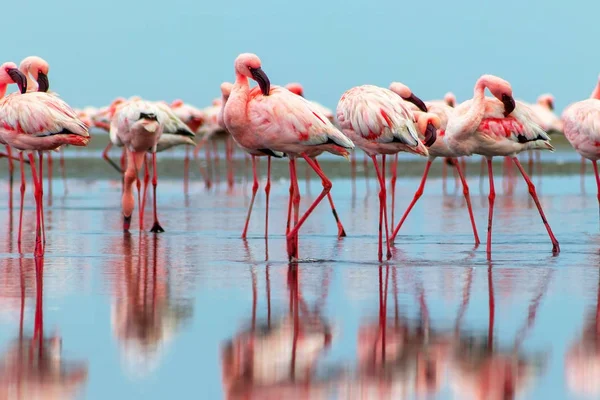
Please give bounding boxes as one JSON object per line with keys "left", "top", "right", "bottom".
{"left": 502, "top": 94, "right": 516, "bottom": 116}
{"left": 424, "top": 122, "right": 437, "bottom": 147}
{"left": 7, "top": 68, "right": 27, "bottom": 94}
{"left": 37, "top": 72, "right": 49, "bottom": 93}
{"left": 249, "top": 67, "right": 270, "bottom": 96}
{"left": 403, "top": 93, "right": 428, "bottom": 112}
{"left": 548, "top": 99, "right": 554, "bottom": 111}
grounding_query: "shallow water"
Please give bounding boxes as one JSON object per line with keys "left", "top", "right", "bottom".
{"left": 0, "top": 137, "right": 599, "bottom": 399}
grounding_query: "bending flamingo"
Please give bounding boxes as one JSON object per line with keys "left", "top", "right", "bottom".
{"left": 444, "top": 74, "right": 559, "bottom": 258}
{"left": 0, "top": 63, "right": 89, "bottom": 255}
{"left": 337, "top": 85, "right": 430, "bottom": 261}
{"left": 170, "top": 99, "right": 205, "bottom": 191}
{"left": 562, "top": 75, "right": 600, "bottom": 221}
{"left": 388, "top": 88, "right": 480, "bottom": 246}
{"left": 223, "top": 53, "right": 353, "bottom": 260}
{"left": 111, "top": 100, "right": 165, "bottom": 233}
{"left": 284, "top": 82, "right": 347, "bottom": 237}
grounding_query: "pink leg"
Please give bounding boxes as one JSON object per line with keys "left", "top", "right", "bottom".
{"left": 486, "top": 158, "right": 495, "bottom": 259}
{"left": 287, "top": 155, "right": 333, "bottom": 261}
{"left": 314, "top": 159, "right": 346, "bottom": 238}
{"left": 593, "top": 160, "right": 600, "bottom": 222}
{"left": 184, "top": 146, "right": 190, "bottom": 194}
{"left": 512, "top": 157, "right": 560, "bottom": 254}
{"left": 150, "top": 152, "right": 164, "bottom": 233}
{"left": 226, "top": 136, "right": 234, "bottom": 188}
{"left": 291, "top": 159, "right": 301, "bottom": 258}
{"left": 454, "top": 160, "right": 480, "bottom": 245}
{"left": 371, "top": 155, "right": 392, "bottom": 261}
{"left": 286, "top": 159, "right": 299, "bottom": 258}
{"left": 5, "top": 145, "right": 14, "bottom": 184}
{"left": 17, "top": 153, "right": 26, "bottom": 249}
{"left": 27, "top": 153, "right": 43, "bottom": 257}
{"left": 264, "top": 156, "right": 271, "bottom": 238}
{"left": 38, "top": 152, "right": 45, "bottom": 246}
{"left": 391, "top": 160, "right": 432, "bottom": 243}
{"left": 390, "top": 153, "right": 398, "bottom": 228}
{"left": 47, "top": 152, "right": 53, "bottom": 204}
{"left": 351, "top": 151, "right": 356, "bottom": 181}
{"left": 242, "top": 156, "right": 258, "bottom": 239}
{"left": 60, "top": 147, "right": 67, "bottom": 194}
{"left": 140, "top": 155, "right": 150, "bottom": 230}
{"left": 286, "top": 161, "right": 295, "bottom": 236}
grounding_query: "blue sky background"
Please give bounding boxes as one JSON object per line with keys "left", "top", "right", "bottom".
{"left": 4, "top": 0, "right": 598, "bottom": 111}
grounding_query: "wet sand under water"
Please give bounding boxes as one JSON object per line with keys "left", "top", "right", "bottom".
{"left": 0, "top": 138, "right": 599, "bottom": 399}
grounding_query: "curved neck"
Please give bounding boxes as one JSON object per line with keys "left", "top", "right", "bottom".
{"left": 590, "top": 80, "right": 600, "bottom": 100}
{"left": 223, "top": 73, "right": 250, "bottom": 130}
{"left": 458, "top": 80, "right": 487, "bottom": 130}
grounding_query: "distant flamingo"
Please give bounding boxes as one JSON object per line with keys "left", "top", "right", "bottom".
{"left": 170, "top": 99, "right": 205, "bottom": 191}
{"left": 223, "top": 53, "right": 353, "bottom": 260}
{"left": 0, "top": 63, "right": 90, "bottom": 255}
{"left": 562, "top": 75, "right": 600, "bottom": 220}
{"left": 284, "top": 82, "right": 347, "bottom": 238}
{"left": 387, "top": 86, "right": 480, "bottom": 246}
{"left": 111, "top": 100, "right": 165, "bottom": 233}
{"left": 337, "top": 85, "right": 430, "bottom": 261}
{"left": 444, "top": 74, "right": 559, "bottom": 257}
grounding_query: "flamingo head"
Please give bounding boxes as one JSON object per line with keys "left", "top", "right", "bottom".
{"left": 20, "top": 56, "right": 50, "bottom": 92}
{"left": 234, "top": 53, "right": 270, "bottom": 96}
{"left": 444, "top": 92, "right": 457, "bottom": 107}
{"left": 414, "top": 111, "right": 440, "bottom": 147}
{"left": 0, "top": 62, "right": 27, "bottom": 93}
{"left": 478, "top": 74, "right": 515, "bottom": 116}
{"left": 537, "top": 93, "right": 555, "bottom": 111}
{"left": 389, "top": 82, "right": 427, "bottom": 112}
{"left": 285, "top": 82, "right": 304, "bottom": 97}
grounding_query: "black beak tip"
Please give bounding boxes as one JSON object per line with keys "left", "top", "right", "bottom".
{"left": 37, "top": 72, "right": 49, "bottom": 93}
{"left": 139, "top": 112, "right": 158, "bottom": 121}
{"left": 424, "top": 122, "right": 437, "bottom": 147}
{"left": 405, "top": 93, "right": 428, "bottom": 113}
{"left": 7, "top": 68, "right": 27, "bottom": 94}
{"left": 250, "top": 67, "right": 271, "bottom": 96}
{"left": 502, "top": 94, "right": 516, "bottom": 117}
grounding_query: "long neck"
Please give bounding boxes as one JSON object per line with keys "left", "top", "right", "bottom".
{"left": 223, "top": 74, "right": 250, "bottom": 131}
{"left": 459, "top": 81, "right": 486, "bottom": 131}
{"left": 19, "top": 66, "right": 37, "bottom": 93}
{"left": 590, "top": 80, "right": 600, "bottom": 100}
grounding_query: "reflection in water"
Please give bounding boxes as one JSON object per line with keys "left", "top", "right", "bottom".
{"left": 565, "top": 271, "right": 600, "bottom": 397}
{"left": 111, "top": 234, "right": 193, "bottom": 378}
{"left": 0, "top": 256, "right": 88, "bottom": 399}
{"left": 221, "top": 265, "right": 336, "bottom": 399}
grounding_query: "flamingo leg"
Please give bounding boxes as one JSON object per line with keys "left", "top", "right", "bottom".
{"left": 286, "top": 155, "right": 332, "bottom": 261}
{"left": 512, "top": 157, "right": 559, "bottom": 253}
{"left": 371, "top": 155, "right": 392, "bottom": 261}
{"left": 593, "top": 160, "right": 600, "bottom": 224}
{"left": 390, "top": 153, "right": 398, "bottom": 228}
{"left": 47, "top": 152, "right": 53, "bottom": 205}
{"left": 242, "top": 156, "right": 259, "bottom": 239}
{"left": 122, "top": 149, "right": 144, "bottom": 232}
{"left": 286, "top": 163, "right": 295, "bottom": 236}
{"left": 351, "top": 150, "right": 356, "bottom": 181}
{"left": 140, "top": 155, "right": 150, "bottom": 230}
{"left": 486, "top": 158, "right": 495, "bottom": 259}
{"left": 102, "top": 142, "right": 122, "bottom": 174}
{"left": 5, "top": 145, "right": 14, "bottom": 184}
{"left": 38, "top": 152, "right": 45, "bottom": 247}
{"left": 454, "top": 160, "right": 480, "bottom": 245}
{"left": 17, "top": 152, "right": 26, "bottom": 249}
{"left": 27, "top": 152, "right": 43, "bottom": 257}
{"left": 290, "top": 159, "right": 301, "bottom": 259}
{"left": 264, "top": 156, "right": 271, "bottom": 239}
{"left": 226, "top": 136, "right": 235, "bottom": 188}
{"left": 150, "top": 151, "right": 164, "bottom": 233}
{"left": 391, "top": 159, "right": 432, "bottom": 243}
{"left": 60, "top": 147, "right": 67, "bottom": 194}
{"left": 184, "top": 146, "right": 190, "bottom": 194}
{"left": 314, "top": 159, "right": 346, "bottom": 238}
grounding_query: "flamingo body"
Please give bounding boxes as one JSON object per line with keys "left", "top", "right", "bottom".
{"left": 562, "top": 99, "right": 600, "bottom": 161}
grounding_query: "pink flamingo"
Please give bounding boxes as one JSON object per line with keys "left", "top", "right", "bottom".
{"left": 284, "top": 82, "right": 347, "bottom": 238}
{"left": 223, "top": 53, "right": 353, "bottom": 260}
{"left": 337, "top": 85, "right": 430, "bottom": 261}
{"left": 562, "top": 75, "right": 600, "bottom": 219}
{"left": 444, "top": 74, "right": 560, "bottom": 258}
{"left": 388, "top": 85, "right": 480, "bottom": 246}
{"left": 0, "top": 63, "right": 89, "bottom": 255}
{"left": 218, "top": 81, "right": 284, "bottom": 239}
{"left": 111, "top": 100, "right": 165, "bottom": 233}
{"left": 170, "top": 99, "right": 205, "bottom": 191}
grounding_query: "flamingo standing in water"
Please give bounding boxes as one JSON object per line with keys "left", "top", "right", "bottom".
{"left": 388, "top": 83, "right": 480, "bottom": 246}
{"left": 223, "top": 53, "right": 353, "bottom": 260}
{"left": 562, "top": 75, "right": 600, "bottom": 220}
{"left": 444, "top": 74, "right": 560, "bottom": 258}
{"left": 111, "top": 100, "right": 166, "bottom": 233}
{"left": 284, "top": 82, "right": 347, "bottom": 238}
{"left": 218, "top": 81, "right": 284, "bottom": 239}
{"left": 0, "top": 63, "right": 90, "bottom": 255}
{"left": 170, "top": 99, "right": 205, "bottom": 191}
{"left": 337, "top": 85, "right": 431, "bottom": 261}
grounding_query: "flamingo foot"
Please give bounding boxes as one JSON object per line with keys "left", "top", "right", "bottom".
{"left": 150, "top": 221, "right": 165, "bottom": 233}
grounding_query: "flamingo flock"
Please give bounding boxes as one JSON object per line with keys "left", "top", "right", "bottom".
{"left": 3, "top": 52, "right": 600, "bottom": 262}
